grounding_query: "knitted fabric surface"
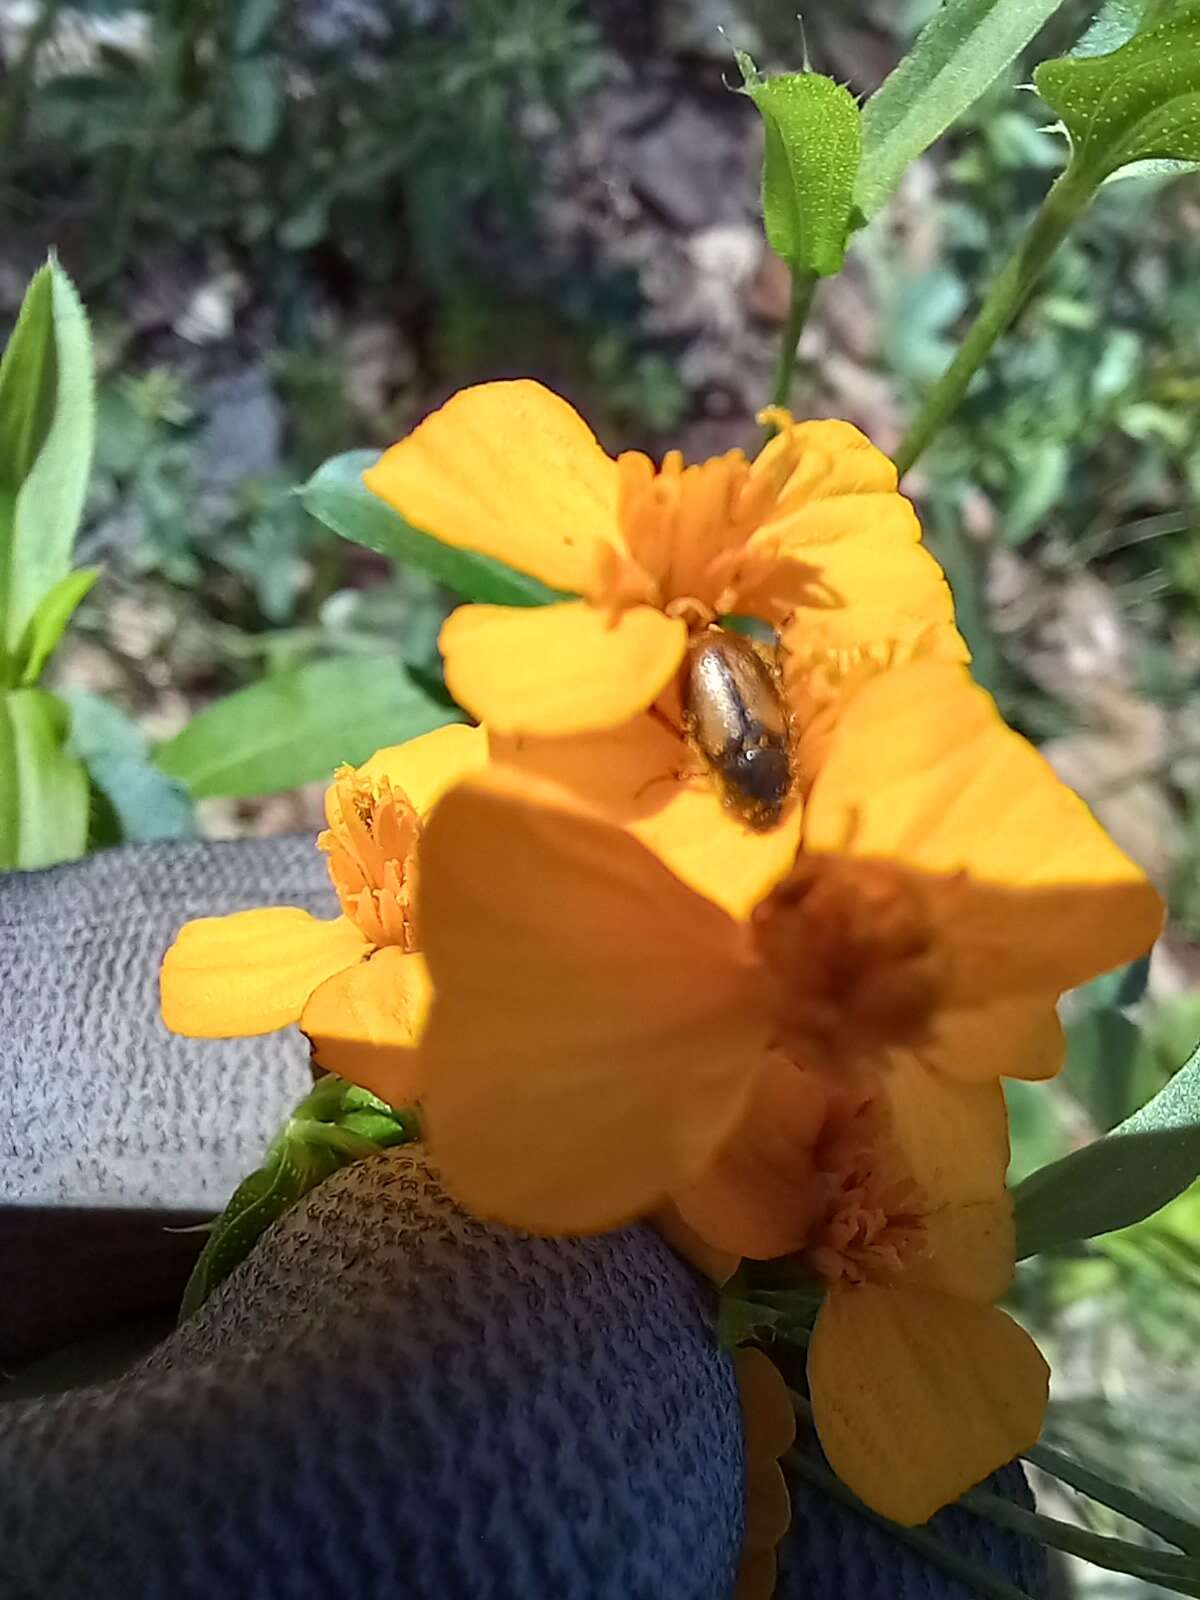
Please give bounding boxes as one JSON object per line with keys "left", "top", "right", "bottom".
{"left": 0, "top": 840, "right": 1050, "bottom": 1600}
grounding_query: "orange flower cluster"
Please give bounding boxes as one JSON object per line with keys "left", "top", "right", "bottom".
{"left": 161, "top": 382, "right": 1163, "bottom": 1574}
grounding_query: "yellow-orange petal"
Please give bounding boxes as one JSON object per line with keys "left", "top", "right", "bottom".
{"left": 650, "top": 1202, "right": 741, "bottom": 1285}
{"left": 160, "top": 908, "right": 370, "bottom": 1038}
{"left": 363, "top": 380, "right": 621, "bottom": 595}
{"left": 356, "top": 722, "right": 489, "bottom": 816}
{"left": 300, "top": 946, "right": 431, "bottom": 1105}
{"left": 804, "top": 661, "right": 1164, "bottom": 997}
{"left": 737, "top": 1346, "right": 798, "bottom": 1463}
{"left": 672, "top": 1055, "right": 828, "bottom": 1260}
{"left": 922, "top": 995, "right": 1066, "bottom": 1085}
{"left": 492, "top": 710, "right": 801, "bottom": 919}
{"left": 908, "top": 1197, "right": 1017, "bottom": 1304}
{"left": 735, "top": 1347, "right": 795, "bottom": 1597}
{"left": 418, "top": 775, "right": 767, "bottom": 1234}
{"left": 743, "top": 495, "right": 955, "bottom": 639}
{"left": 734, "top": 1550, "right": 778, "bottom": 1600}
{"left": 808, "top": 1285, "right": 1049, "bottom": 1525}
{"left": 440, "top": 600, "right": 688, "bottom": 737}
{"left": 761, "top": 418, "right": 901, "bottom": 505}
{"left": 878, "top": 1056, "right": 1010, "bottom": 1207}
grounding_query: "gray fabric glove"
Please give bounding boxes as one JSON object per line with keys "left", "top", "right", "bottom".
{"left": 0, "top": 840, "right": 1049, "bottom": 1600}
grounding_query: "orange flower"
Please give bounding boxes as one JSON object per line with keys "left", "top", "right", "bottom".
{"left": 490, "top": 710, "right": 806, "bottom": 920}
{"left": 364, "top": 381, "right": 959, "bottom": 739}
{"left": 159, "top": 723, "right": 486, "bottom": 1103}
{"left": 802, "top": 1059, "right": 1049, "bottom": 1525}
{"left": 413, "top": 660, "right": 1160, "bottom": 1243}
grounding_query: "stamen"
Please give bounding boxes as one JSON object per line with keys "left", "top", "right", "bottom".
{"left": 319, "top": 768, "right": 422, "bottom": 950}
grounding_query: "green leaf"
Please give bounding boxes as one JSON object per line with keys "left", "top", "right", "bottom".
{"left": 302, "top": 450, "right": 564, "bottom": 608}
{"left": 13, "top": 566, "right": 99, "bottom": 686}
{"left": 1073, "top": 0, "right": 1158, "bottom": 57}
{"left": 180, "top": 1141, "right": 340, "bottom": 1320}
{"left": 226, "top": 55, "right": 283, "bottom": 154}
{"left": 153, "top": 655, "right": 461, "bottom": 799}
{"left": 1014, "top": 1040, "right": 1200, "bottom": 1258}
{"left": 232, "top": 0, "right": 281, "bottom": 55}
{"left": 855, "top": 0, "right": 1068, "bottom": 223}
{"left": 0, "top": 687, "right": 89, "bottom": 869}
{"left": 736, "top": 59, "right": 862, "bottom": 276}
{"left": 717, "top": 1293, "right": 783, "bottom": 1351}
{"left": 64, "top": 688, "right": 195, "bottom": 844}
{"left": 0, "top": 260, "right": 95, "bottom": 684}
{"left": 180, "top": 1075, "right": 419, "bottom": 1317}
{"left": 1035, "top": 1, "right": 1200, "bottom": 183}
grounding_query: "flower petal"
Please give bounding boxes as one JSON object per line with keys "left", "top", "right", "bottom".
{"left": 733, "top": 1551, "right": 778, "bottom": 1600}
{"left": 356, "top": 722, "right": 489, "bottom": 816}
{"left": 418, "top": 774, "right": 767, "bottom": 1234}
{"left": 160, "top": 908, "right": 370, "bottom": 1037}
{"left": 736, "top": 1347, "right": 796, "bottom": 1590}
{"left": 737, "top": 1346, "right": 798, "bottom": 1462}
{"left": 651, "top": 1203, "right": 741, "bottom": 1284}
{"left": 364, "top": 380, "right": 621, "bottom": 595}
{"left": 879, "top": 1055, "right": 1010, "bottom": 1206}
{"left": 493, "top": 711, "right": 802, "bottom": 919}
{"left": 923, "top": 994, "right": 1066, "bottom": 1085}
{"left": 745, "top": 479, "right": 956, "bottom": 638}
{"left": 808, "top": 1285, "right": 1049, "bottom": 1525}
{"left": 672, "top": 1055, "right": 828, "bottom": 1260}
{"left": 300, "top": 947, "right": 431, "bottom": 1106}
{"left": 440, "top": 601, "right": 688, "bottom": 737}
{"left": 804, "top": 661, "right": 1164, "bottom": 997}
{"left": 907, "top": 1198, "right": 1017, "bottom": 1304}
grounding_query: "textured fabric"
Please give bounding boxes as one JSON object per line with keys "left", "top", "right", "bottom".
{"left": 0, "top": 837, "right": 322, "bottom": 1208}
{"left": 1, "top": 840, "right": 1050, "bottom": 1600}
{"left": 781, "top": 1450, "right": 1048, "bottom": 1599}
{"left": 2, "top": 1148, "right": 745, "bottom": 1600}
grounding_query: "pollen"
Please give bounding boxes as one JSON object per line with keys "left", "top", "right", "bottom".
{"left": 318, "top": 765, "right": 421, "bottom": 950}
{"left": 751, "top": 856, "right": 948, "bottom": 1063}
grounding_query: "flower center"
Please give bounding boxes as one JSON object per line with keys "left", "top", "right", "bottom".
{"left": 751, "top": 857, "right": 947, "bottom": 1063}
{"left": 318, "top": 766, "right": 421, "bottom": 951}
{"left": 591, "top": 415, "right": 808, "bottom": 622}
{"left": 804, "top": 1094, "right": 927, "bottom": 1287}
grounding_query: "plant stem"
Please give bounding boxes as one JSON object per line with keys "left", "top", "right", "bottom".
{"left": 1027, "top": 1440, "right": 1200, "bottom": 1557}
{"left": 784, "top": 1449, "right": 1038, "bottom": 1600}
{"left": 961, "top": 1487, "right": 1200, "bottom": 1593}
{"left": 894, "top": 162, "right": 1098, "bottom": 477}
{"left": 0, "top": 0, "right": 66, "bottom": 161}
{"left": 770, "top": 266, "right": 819, "bottom": 413}
{"left": 94, "top": 0, "right": 194, "bottom": 286}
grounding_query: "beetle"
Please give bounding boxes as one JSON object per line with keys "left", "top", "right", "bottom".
{"left": 681, "top": 627, "right": 793, "bottom": 831}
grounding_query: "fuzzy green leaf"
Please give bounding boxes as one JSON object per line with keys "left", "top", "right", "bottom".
{"left": 64, "top": 688, "right": 195, "bottom": 844}
{"left": 0, "top": 687, "right": 89, "bottom": 869}
{"left": 737, "top": 59, "right": 862, "bottom": 276}
{"left": 14, "top": 566, "right": 99, "bottom": 686}
{"left": 1014, "top": 1039, "right": 1200, "bottom": 1258}
{"left": 153, "top": 654, "right": 460, "bottom": 799}
{"left": 855, "top": 0, "right": 1067, "bottom": 223}
{"left": 180, "top": 1077, "right": 419, "bottom": 1318}
{"left": 1036, "top": 1, "right": 1200, "bottom": 183}
{"left": 302, "top": 450, "right": 564, "bottom": 608}
{"left": 0, "top": 261, "right": 95, "bottom": 683}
